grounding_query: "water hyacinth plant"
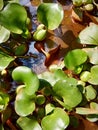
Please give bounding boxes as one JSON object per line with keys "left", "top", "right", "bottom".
{"left": 0, "top": 0, "right": 98, "bottom": 130}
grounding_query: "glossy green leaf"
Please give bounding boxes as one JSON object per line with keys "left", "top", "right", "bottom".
{"left": 41, "top": 108, "right": 69, "bottom": 130}
{"left": 0, "top": 0, "right": 3, "bottom": 10}
{"left": 15, "top": 86, "right": 35, "bottom": 116}
{"left": 53, "top": 78, "right": 82, "bottom": 110}
{"left": 85, "top": 85, "right": 97, "bottom": 101}
{"left": 12, "top": 66, "right": 39, "bottom": 95}
{"left": 0, "top": 51, "right": 14, "bottom": 71}
{"left": 0, "top": 92, "right": 9, "bottom": 112}
{"left": 33, "top": 28, "right": 47, "bottom": 41}
{"left": 0, "top": 26, "right": 10, "bottom": 43}
{"left": 37, "top": 3, "right": 64, "bottom": 30}
{"left": 17, "top": 117, "right": 42, "bottom": 130}
{"left": 78, "top": 23, "right": 98, "bottom": 45}
{"left": 88, "top": 65, "right": 98, "bottom": 85}
{"left": 0, "top": 3, "right": 27, "bottom": 34}
{"left": 83, "top": 47, "right": 98, "bottom": 64}
{"left": 64, "top": 49, "right": 87, "bottom": 70}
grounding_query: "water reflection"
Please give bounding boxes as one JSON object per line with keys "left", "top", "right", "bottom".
{"left": 19, "top": 0, "right": 30, "bottom": 5}
{"left": 20, "top": 42, "right": 47, "bottom": 74}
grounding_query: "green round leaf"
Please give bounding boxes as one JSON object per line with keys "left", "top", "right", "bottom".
{"left": 0, "top": 26, "right": 10, "bottom": 43}
{"left": 0, "top": 3, "right": 27, "bottom": 34}
{"left": 15, "top": 87, "right": 35, "bottom": 116}
{"left": 85, "top": 85, "right": 97, "bottom": 101}
{"left": 80, "top": 71, "right": 91, "bottom": 82}
{"left": 37, "top": 3, "right": 64, "bottom": 30}
{"left": 90, "top": 102, "right": 98, "bottom": 110}
{"left": 88, "top": 65, "right": 98, "bottom": 85}
{"left": 78, "top": 23, "right": 98, "bottom": 45}
{"left": 0, "top": 0, "right": 3, "bottom": 10}
{"left": 12, "top": 66, "right": 39, "bottom": 95}
{"left": 64, "top": 49, "right": 87, "bottom": 70}
{"left": 17, "top": 117, "right": 42, "bottom": 130}
{"left": 41, "top": 108, "right": 69, "bottom": 130}
{"left": 53, "top": 78, "right": 82, "bottom": 110}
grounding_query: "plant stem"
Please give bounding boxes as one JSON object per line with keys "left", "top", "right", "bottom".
{"left": 6, "top": 119, "right": 18, "bottom": 130}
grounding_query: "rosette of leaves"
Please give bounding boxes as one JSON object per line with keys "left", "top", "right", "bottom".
{"left": 12, "top": 66, "right": 39, "bottom": 116}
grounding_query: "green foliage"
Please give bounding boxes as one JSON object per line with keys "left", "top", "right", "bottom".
{"left": 83, "top": 47, "right": 98, "bottom": 64}
{"left": 41, "top": 108, "right": 69, "bottom": 130}
{"left": 0, "top": 3, "right": 28, "bottom": 34}
{"left": 15, "top": 86, "right": 36, "bottom": 116}
{"left": 53, "top": 78, "right": 82, "bottom": 110}
{"left": 17, "top": 117, "right": 42, "bottom": 130}
{"left": 12, "top": 66, "right": 39, "bottom": 95}
{"left": 0, "top": 26, "right": 10, "bottom": 43}
{"left": 37, "top": 3, "right": 64, "bottom": 30}
{"left": 0, "top": 92, "right": 9, "bottom": 112}
{"left": 72, "top": 0, "right": 93, "bottom": 6}
{"left": 33, "top": 28, "right": 47, "bottom": 41}
{"left": 0, "top": 0, "right": 3, "bottom": 10}
{"left": 78, "top": 23, "right": 98, "bottom": 45}
{"left": 88, "top": 65, "right": 98, "bottom": 85}
{"left": 0, "top": 51, "right": 14, "bottom": 71}
{"left": 64, "top": 49, "right": 87, "bottom": 72}
{"left": 0, "top": 0, "right": 98, "bottom": 129}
